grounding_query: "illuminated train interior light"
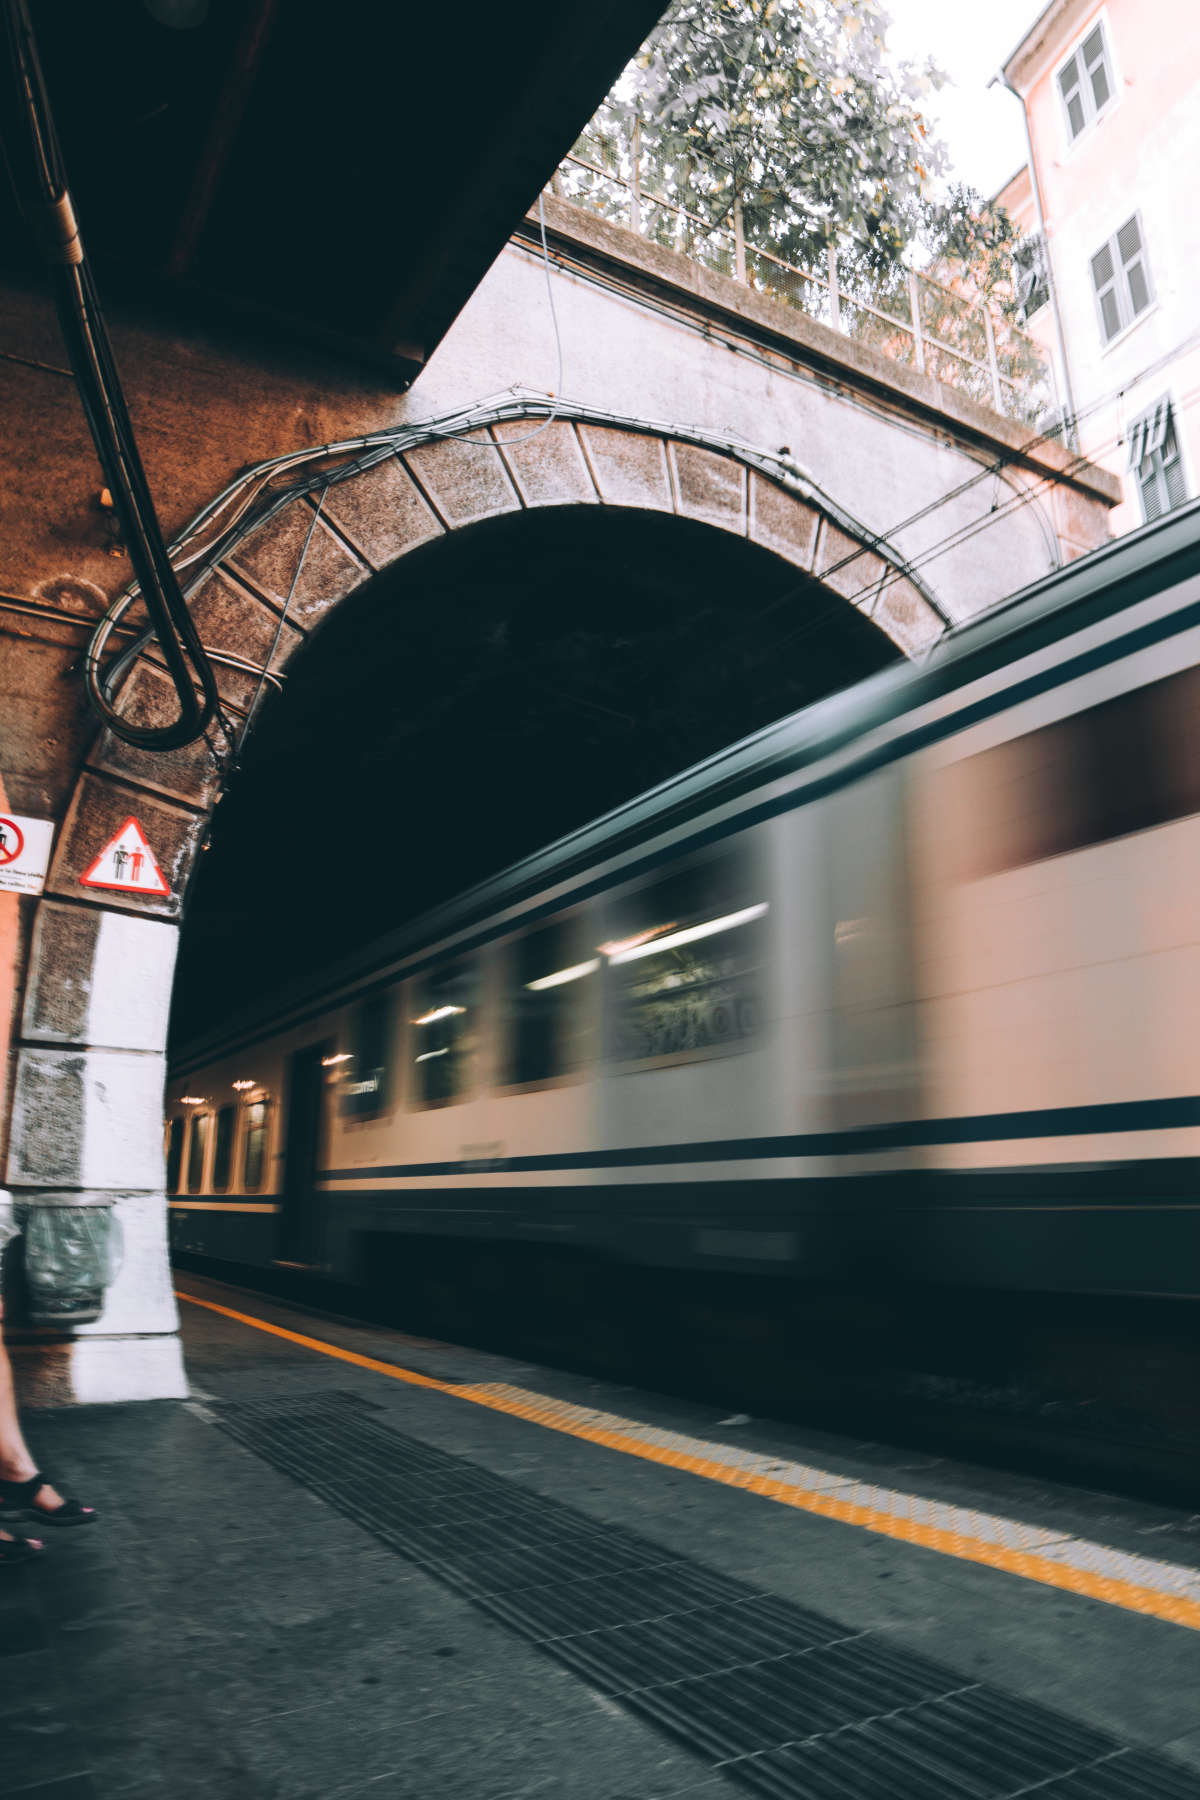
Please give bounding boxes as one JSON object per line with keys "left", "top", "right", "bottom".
{"left": 605, "top": 903, "right": 769, "bottom": 965}
{"left": 181, "top": 1095, "right": 206, "bottom": 1106}
{"left": 413, "top": 1005, "right": 465, "bottom": 1026}
{"left": 525, "top": 959, "right": 600, "bottom": 991}
{"left": 321, "top": 1053, "right": 353, "bottom": 1067}
{"left": 597, "top": 924, "right": 677, "bottom": 958}
{"left": 414, "top": 1047, "right": 449, "bottom": 1063}
{"left": 231, "top": 1079, "right": 256, "bottom": 1090}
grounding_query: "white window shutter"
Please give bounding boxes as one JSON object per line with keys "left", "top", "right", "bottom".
{"left": 1058, "top": 51, "right": 1086, "bottom": 139}
{"left": 1090, "top": 240, "right": 1123, "bottom": 341}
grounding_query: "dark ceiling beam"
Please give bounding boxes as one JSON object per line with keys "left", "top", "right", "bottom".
{"left": 166, "top": 0, "right": 279, "bottom": 282}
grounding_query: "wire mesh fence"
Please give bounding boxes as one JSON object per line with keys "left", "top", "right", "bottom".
{"left": 550, "top": 133, "right": 1055, "bottom": 429}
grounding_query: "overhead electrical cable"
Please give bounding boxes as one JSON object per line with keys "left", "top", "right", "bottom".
{"left": 0, "top": 0, "right": 232, "bottom": 752}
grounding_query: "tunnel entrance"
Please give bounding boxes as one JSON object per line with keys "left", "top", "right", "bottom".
{"left": 171, "top": 502, "right": 897, "bottom": 1045}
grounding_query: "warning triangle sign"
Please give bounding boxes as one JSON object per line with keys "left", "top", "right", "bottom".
{"left": 79, "top": 816, "right": 170, "bottom": 896}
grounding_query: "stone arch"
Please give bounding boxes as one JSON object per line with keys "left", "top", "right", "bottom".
{"left": 5, "top": 407, "right": 944, "bottom": 1401}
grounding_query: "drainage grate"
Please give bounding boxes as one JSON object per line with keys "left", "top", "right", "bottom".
{"left": 213, "top": 1392, "right": 1199, "bottom": 1800}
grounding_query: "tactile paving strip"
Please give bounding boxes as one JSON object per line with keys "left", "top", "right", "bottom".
{"left": 181, "top": 1289, "right": 1200, "bottom": 1632}
{"left": 211, "top": 1392, "right": 1200, "bottom": 1800}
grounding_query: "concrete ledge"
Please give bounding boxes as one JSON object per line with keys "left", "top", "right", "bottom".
{"left": 11, "top": 1331, "right": 188, "bottom": 1407}
{"left": 525, "top": 196, "right": 1123, "bottom": 509}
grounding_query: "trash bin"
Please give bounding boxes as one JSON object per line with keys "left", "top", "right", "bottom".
{"left": 20, "top": 1199, "right": 123, "bottom": 1327}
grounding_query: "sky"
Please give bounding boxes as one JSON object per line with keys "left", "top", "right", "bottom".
{"left": 882, "top": 0, "right": 1048, "bottom": 199}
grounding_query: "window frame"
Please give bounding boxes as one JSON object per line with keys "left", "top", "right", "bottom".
{"left": 1090, "top": 212, "right": 1154, "bottom": 348}
{"left": 601, "top": 849, "right": 770, "bottom": 1076}
{"left": 338, "top": 989, "right": 397, "bottom": 1122}
{"left": 211, "top": 1102, "right": 237, "bottom": 1193}
{"left": 409, "top": 962, "right": 480, "bottom": 1110}
{"left": 241, "top": 1094, "right": 272, "bottom": 1192}
{"left": 165, "top": 1115, "right": 186, "bottom": 1195}
{"left": 1055, "top": 15, "right": 1116, "bottom": 147}
{"left": 497, "top": 912, "right": 599, "bottom": 1094}
{"left": 1128, "top": 395, "right": 1188, "bottom": 522}
{"left": 185, "top": 1109, "right": 212, "bottom": 1194}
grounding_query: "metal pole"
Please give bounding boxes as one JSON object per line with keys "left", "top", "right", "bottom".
{"left": 908, "top": 270, "right": 926, "bottom": 375}
{"left": 733, "top": 191, "right": 746, "bottom": 285}
{"left": 827, "top": 245, "right": 841, "bottom": 332}
{"left": 983, "top": 305, "right": 1004, "bottom": 413}
{"left": 630, "top": 116, "right": 642, "bottom": 236}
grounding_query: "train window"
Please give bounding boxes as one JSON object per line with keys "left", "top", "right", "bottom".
{"left": 211, "top": 1105, "right": 235, "bottom": 1192}
{"left": 340, "top": 991, "right": 394, "bottom": 1120}
{"left": 411, "top": 963, "right": 476, "bottom": 1106}
{"left": 953, "top": 663, "right": 1200, "bottom": 878}
{"left": 186, "top": 1112, "right": 211, "bottom": 1193}
{"left": 165, "top": 1117, "right": 185, "bottom": 1194}
{"left": 243, "top": 1097, "right": 271, "bottom": 1191}
{"left": 504, "top": 918, "right": 596, "bottom": 1086}
{"left": 604, "top": 856, "right": 767, "bottom": 1066}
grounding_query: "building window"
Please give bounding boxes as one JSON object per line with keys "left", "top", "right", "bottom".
{"left": 411, "top": 964, "right": 477, "bottom": 1106}
{"left": 339, "top": 991, "right": 394, "bottom": 1120}
{"left": 211, "top": 1104, "right": 235, "bottom": 1192}
{"left": 1090, "top": 215, "right": 1152, "bottom": 344}
{"left": 243, "top": 1097, "right": 270, "bottom": 1191}
{"left": 1013, "top": 233, "right": 1049, "bottom": 322}
{"left": 1128, "top": 397, "right": 1187, "bottom": 521}
{"left": 1057, "top": 22, "right": 1114, "bottom": 141}
{"left": 186, "top": 1112, "right": 211, "bottom": 1193}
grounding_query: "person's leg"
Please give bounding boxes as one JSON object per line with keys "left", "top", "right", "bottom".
{"left": 0, "top": 1300, "right": 44, "bottom": 1552}
{"left": 0, "top": 1295, "right": 83, "bottom": 1520}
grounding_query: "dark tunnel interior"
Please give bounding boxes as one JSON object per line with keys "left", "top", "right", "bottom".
{"left": 170, "top": 503, "right": 897, "bottom": 1045}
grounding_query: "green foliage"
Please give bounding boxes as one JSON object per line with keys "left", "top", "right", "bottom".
{"left": 585, "top": 0, "right": 1019, "bottom": 293}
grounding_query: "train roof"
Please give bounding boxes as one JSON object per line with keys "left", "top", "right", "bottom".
{"left": 171, "top": 497, "right": 1200, "bottom": 1071}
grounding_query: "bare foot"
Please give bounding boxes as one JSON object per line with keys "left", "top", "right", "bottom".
{"left": 28, "top": 1479, "right": 95, "bottom": 1520}
{"left": 1, "top": 1469, "right": 94, "bottom": 1519}
{"left": 0, "top": 1526, "right": 43, "bottom": 1553}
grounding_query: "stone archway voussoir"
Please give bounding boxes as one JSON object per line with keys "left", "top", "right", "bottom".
{"left": 576, "top": 425, "right": 673, "bottom": 511}
{"left": 669, "top": 441, "right": 748, "bottom": 533}
{"left": 226, "top": 497, "right": 369, "bottom": 628}
{"left": 89, "top": 662, "right": 227, "bottom": 812}
{"left": 319, "top": 455, "right": 444, "bottom": 569}
{"left": 872, "top": 573, "right": 944, "bottom": 654}
{"left": 402, "top": 432, "right": 522, "bottom": 529}
{"left": 490, "top": 420, "right": 599, "bottom": 508}
{"left": 747, "top": 473, "right": 820, "bottom": 569}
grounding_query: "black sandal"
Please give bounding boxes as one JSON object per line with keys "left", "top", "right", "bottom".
{"left": 0, "top": 1472, "right": 97, "bottom": 1527}
{"left": 0, "top": 1528, "right": 45, "bottom": 1563}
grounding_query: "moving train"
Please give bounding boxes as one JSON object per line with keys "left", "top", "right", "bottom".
{"left": 167, "top": 499, "right": 1200, "bottom": 1344}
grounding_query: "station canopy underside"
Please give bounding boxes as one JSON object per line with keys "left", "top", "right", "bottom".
{"left": 0, "top": 0, "right": 666, "bottom": 378}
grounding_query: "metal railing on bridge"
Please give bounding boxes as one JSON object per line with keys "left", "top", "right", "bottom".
{"left": 550, "top": 131, "right": 1056, "bottom": 429}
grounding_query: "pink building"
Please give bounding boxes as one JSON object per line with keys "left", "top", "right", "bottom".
{"left": 997, "top": 0, "right": 1199, "bottom": 534}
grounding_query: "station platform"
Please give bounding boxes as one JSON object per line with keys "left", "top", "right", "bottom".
{"left": 6, "top": 1274, "right": 1200, "bottom": 1800}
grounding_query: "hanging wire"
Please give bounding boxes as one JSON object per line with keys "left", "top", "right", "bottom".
{"left": 0, "top": 0, "right": 233, "bottom": 752}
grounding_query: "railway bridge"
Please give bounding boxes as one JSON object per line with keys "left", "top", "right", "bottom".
{"left": 0, "top": 4, "right": 1121, "bottom": 1404}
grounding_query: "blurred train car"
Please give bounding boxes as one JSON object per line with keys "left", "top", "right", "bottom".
{"left": 166, "top": 500, "right": 1200, "bottom": 1356}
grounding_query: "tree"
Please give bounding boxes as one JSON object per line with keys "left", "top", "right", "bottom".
{"left": 572, "top": 0, "right": 1019, "bottom": 299}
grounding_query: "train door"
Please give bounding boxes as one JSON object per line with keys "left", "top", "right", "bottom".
{"left": 278, "top": 1040, "right": 333, "bottom": 1267}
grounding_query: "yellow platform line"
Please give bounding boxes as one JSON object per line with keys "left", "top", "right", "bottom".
{"left": 177, "top": 1288, "right": 1200, "bottom": 1633}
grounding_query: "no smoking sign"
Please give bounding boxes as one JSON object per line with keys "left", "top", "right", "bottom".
{"left": 0, "top": 814, "right": 55, "bottom": 895}
{"left": 0, "top": 818, "right": 23, "bottom": 866}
